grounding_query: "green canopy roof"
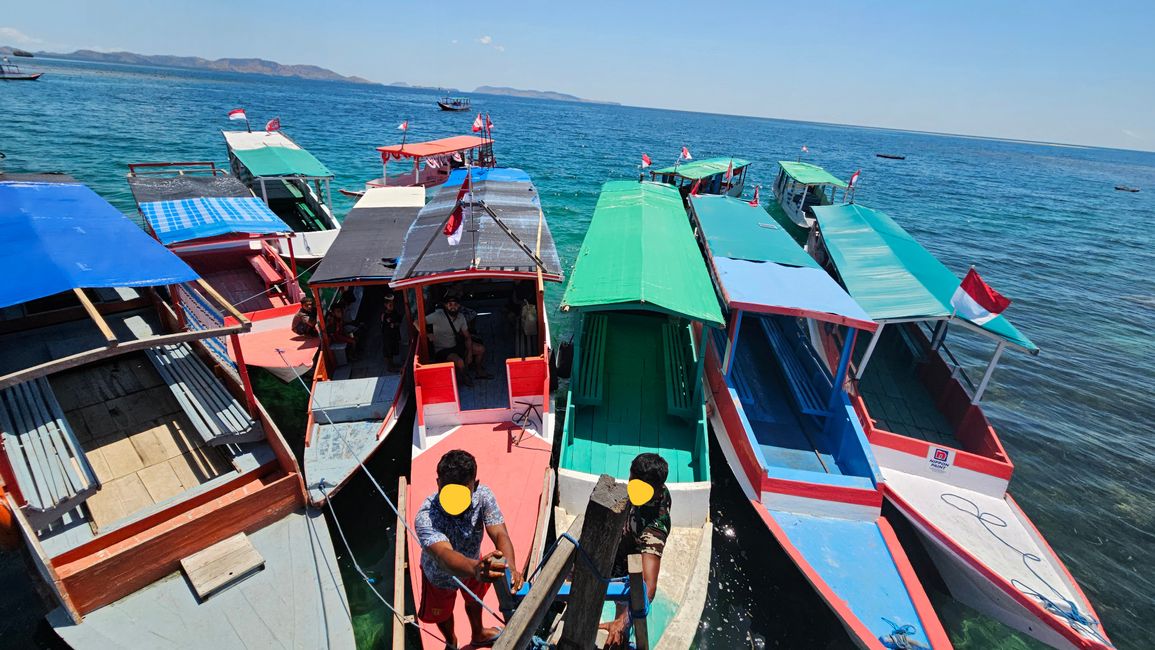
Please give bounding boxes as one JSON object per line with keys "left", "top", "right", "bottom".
{"left": 653, "top": 157, "right": 750, "bottom": 180}
{"left": 231, "top": 146, "right": 334, "bottom": 178}
{"left": 777, "top": 161, "right": 848, "bottom": 188}
{"left": 690, "top": 194, "right": 816, "bottom": 268}
{"left": 813, "top": 203, "right": 1036, "bottom": 352}
{"left": 562, "top": 181, "right": 724, "bottom": 326}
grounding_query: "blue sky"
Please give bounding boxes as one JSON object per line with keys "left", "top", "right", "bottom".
{"left": 4, "top": 0, "right": 1154, "bottom": 151}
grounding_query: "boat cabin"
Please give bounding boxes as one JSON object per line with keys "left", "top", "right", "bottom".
{"left": 773, "top": 161, "right": 848, "bottom": 229}
{"left": 372, "top": 134, "right": 495, "bottom": 189}
{"left": 0, "top": 177, "right": 351, "bottom": 647}
{"left": 302, "top": 186, "right": 426, "bottom": 504}
{"left": 650, "top": 156, "right": 750, "bottom": 198}
{"left": 128, "top": 162, "right": 318, "bottom": 381}
{"left": 221, "top": 130, "right": 340, "bottom": 260}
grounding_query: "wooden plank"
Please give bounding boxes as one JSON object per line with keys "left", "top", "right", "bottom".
{"left": 628, "top": 554, "right": 650, "bottom": 650}
{"left": 195, "top": 278, "right": 251, "bottom": 326}
{"left": 494, "top": 514, "right": 584, "bottom": 650}
{"left": 558, "top": 474, "right": 630, "bottom": 650}
{"left": 180, "top": 532, "right": 265, "bottom": 600}
{"left": 526, "top": 467, "right": 555, "bottom": 577}
{"left": 72, "top": 288, "right": 118, "bottom": 347}
{"left": 391, "top": 476, "right": 408, "bottom": 650}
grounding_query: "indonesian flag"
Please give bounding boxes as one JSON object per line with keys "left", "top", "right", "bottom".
{"left": 265, "top": 117, "right": 281, "bottom": 132}
{"left": 641, "top": 153, "right": 652, "bottom": 168}
{"left": 443, "top": 171, "right": 473, "bottom": 246}
{"left": 398, "top": 120, "right": 408, "bottom": 131}
{"left": 848, "top": 169, "right": 861, "bottom": 188}
{"left": 472, "top": 113, "right": 483, "bottom": 133}
{"left": 689, "top": 179, "right": 702, "bottom": 196}
{"left": 748, "top": 185, "right": 760, "bottom": 207}
{"left": 228, "top": 108, "right": 247, "bottom": 121}
{"left": 724, "top": 159, "right": 733, "bottom": 181}
{"left": 680, "top": 146, "right": 692, "bottom": 160}
{"left": 801, "top": 145, "right": 808, "bottom": 153}
{"left": 426, "top": 155, "right": 440, "bottom": 169}
{"left": 951, "top": 267, "right": 1011, "bottom": 325}
{"left": 485, "top": 114, "right": 494, "bottom": 131}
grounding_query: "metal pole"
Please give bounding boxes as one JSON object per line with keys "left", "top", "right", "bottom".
{"left": 854, "top": 322, "right": 885, "bottom": 380}
{"left": 260, "top": 178, "right": 268, "bottom": 204}
{"left": 723, "top": 310, "right": 743, "bottom": 379}
{"left": 972, "top": 341, "right": 1006, "bottom": 404}
{"left": 829, "top": 328, "right": 857, "bottom": 410}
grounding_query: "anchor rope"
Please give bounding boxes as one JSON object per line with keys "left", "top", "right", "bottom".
{"left": 940, "top": 493, "right": 1112, "bottom": 646}
{"left": 879, "top": 617, "right": 928, "bottom": 649}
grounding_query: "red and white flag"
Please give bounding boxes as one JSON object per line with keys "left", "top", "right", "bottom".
{"left": 689, "top": 179, "right": 702, "bottom": 196}
{"left": 848, "top": 169, "right": 861, "bottom": 188}
{"left": 748, "top": 185, "right": 760, "bottom": 207}
{"left": 680, "top": 146, "right": 692, "bottom": 160}
{"left": 485, "top": 114, "right": 493, "bottom": 131}
{"left": 426, "top": 155, "right": 440, "bottom": 169}
{"left": 951, "top": 267, "right": 1011, "bottom": 325}
{"left": 228, "top": 108, "right": 247, "bottom": 121}
{"left": 265, "top": 117, "right": 281, "bottom": 132}
{"left": 397, "top": 120, "right": 408, "bottom": 131}
{"left": 641, "top": 153, "right": 652, "bottom": 168}
{"left": 472, "top": 113, "right": 483, "bottom": 133}
{"left": 443, "top": 170, "right": 473, "bottom": 246}
{"left": 801, "top": 145, "right": 808, "bottom": 153}
{"left": 724, "top": 159, "right": 733, "bottom": 181}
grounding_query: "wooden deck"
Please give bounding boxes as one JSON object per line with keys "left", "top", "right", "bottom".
{"left": 855, "top": 327, "right": 956, "bottom": 447}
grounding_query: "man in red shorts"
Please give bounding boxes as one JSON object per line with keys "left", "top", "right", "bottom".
{"left": 414, "top": 449, "right": 523, "bottom": 648}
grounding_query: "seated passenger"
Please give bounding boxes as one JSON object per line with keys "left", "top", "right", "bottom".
{"left": 426, "top": 291, "right": 490, "bottom": 387}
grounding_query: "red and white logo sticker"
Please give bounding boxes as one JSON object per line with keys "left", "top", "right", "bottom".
{"left": 928, "top": 447, "right": 953, "bottom": 472}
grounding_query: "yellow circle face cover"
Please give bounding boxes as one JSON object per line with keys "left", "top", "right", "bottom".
{"left": 627, "top": 479, "right": 655, "bottom": 507}
{"left": 439, "top": 484, "right": 472, "bottom": 516}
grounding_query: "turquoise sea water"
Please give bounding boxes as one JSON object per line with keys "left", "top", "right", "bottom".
{"left": 1, "top": 58, "right": 1153, "bottom": 649}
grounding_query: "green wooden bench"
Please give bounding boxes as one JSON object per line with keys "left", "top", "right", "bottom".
{"left": 758, "top": 317, "right": 830, "bottom": 418}
{"left": 662, "top": 321, "right": 695, "bottom": 419}
{"left": 572, "top": 314, "right": 608, "bottom": 406}
{"left": 0, "top": 377, "right": 100, "bottom": 525}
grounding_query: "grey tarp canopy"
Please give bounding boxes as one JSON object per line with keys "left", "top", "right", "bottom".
{"left": 310, "top": 205, "right": 423, "bottom": 287}
{"left": 391, "top": 168, "right": 562, "bottom": 286}
{"left": 127, "top": 174, "right": 253, "bottom": 204}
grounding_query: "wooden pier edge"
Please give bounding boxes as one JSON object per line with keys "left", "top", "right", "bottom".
{"left": 392, "top": 476, "right": 409, "bottom": 650}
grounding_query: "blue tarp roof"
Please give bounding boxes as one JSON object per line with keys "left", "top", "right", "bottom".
{"left": 139, "top": 196, "right": 291, "bottom": 245}
{"left": 691, "top": 195, "right": 876, "bottom": 330}
{"left": 0, "top": 181, "right": 199, "bottom": 308}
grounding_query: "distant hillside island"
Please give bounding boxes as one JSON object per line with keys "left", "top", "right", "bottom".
{"left": 6, "top": 47, "right": 375, "bottom": 84}
{"left": 473, "top": 85, "right": 619, "bottom": 105}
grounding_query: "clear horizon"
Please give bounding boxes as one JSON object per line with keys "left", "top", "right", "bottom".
{"left": 5, "top": 0, "right": 1154, "bottom": 152}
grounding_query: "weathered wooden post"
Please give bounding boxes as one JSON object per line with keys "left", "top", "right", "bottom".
{"left": 494, "top": 515, "right": 585, "bottom": 650}
{"left": 557, "top": 474, "right": 630, "bottom": 650}
{"left": 627, "top": 554, "right": 649, "bottom": 650}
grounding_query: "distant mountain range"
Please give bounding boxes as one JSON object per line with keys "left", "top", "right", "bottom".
{"left": 1, "top": 47, "right": 376, "bottom": 84}
{"left": 473, "top": 85, "right": 618, "bottom": 105}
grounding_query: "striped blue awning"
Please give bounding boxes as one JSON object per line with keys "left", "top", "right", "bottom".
{"left": 140, "top": 196, "right": 291, "bottom": 245}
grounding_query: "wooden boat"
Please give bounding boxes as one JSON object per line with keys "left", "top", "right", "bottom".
{"left": 394, "top": 167, "right": 563, "bottom": 649}
{"left": 1114, "top": 185, "right": 1140, "bottom": 192}
{"left": 0, "top": 176, "right": 352, "bottom": 648}
{"left": 438, "top": 96, "right": 472, "bottom": 111}
{"left": 557, "top": 180, "right": 722, "bottom": 648}
{"left": 302, "top": 186, "right": 426, "bottom": 504}
{"left": 809, "top": 203, "right": 1112, "bottom": 650}
{"left": 876, "top": 153, "right": 906, "bottom": 160}
{"left": 222, "top": 130, "right": 341, "bottom": 262}
{"left": 369, "top": 134, "right": 495, "bottom": 190}
{"left": 688, "top": 194, "right": 951, "bottom": 649}
{"left": 650, "top": 156, "right": 749, "bottom": 198}
{"left": 773, "top": 161, "right": 849, "bottom": 229}
{"left": 127, "top": 161, "right": 319, "bottom": 382}
{"left": 0, "top": 56, "right": 42, "bottom": 80}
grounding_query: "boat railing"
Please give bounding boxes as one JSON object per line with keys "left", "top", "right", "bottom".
{"left": 922, "top": 322, "right": 978, "bottom": 398}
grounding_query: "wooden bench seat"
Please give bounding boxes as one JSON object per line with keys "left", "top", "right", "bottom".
{"left": 572, "top": 314, "right": 608, "bottom": 406}
{"left": 758, "top": 317, "right": 830, "bottom": 418}
{"left": 0, "top": 377, "right": 100, "bottom": 524}
{"left": 661, "top": 321, "right": 695, "bottom": 419}
{"left": 248, "top": 253, "right": 283, "bottom": 286}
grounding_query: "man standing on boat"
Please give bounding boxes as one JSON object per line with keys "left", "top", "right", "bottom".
{"left": 601, "top": 453, "right": 672, "bottom": 648}
{"left": 415, "top": 449, "right": 522, "bottom": 648}
{"left": 426, "top": 290, "right": 491, "bottom": 386}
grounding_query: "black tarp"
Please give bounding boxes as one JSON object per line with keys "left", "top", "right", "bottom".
{"left": 309, "top": 206, "right": 423, "bottom": 286}
{"left": 392, "top": 168, "right": 562, "bottom": 283}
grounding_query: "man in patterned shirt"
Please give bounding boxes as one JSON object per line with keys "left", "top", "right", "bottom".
{"left": 601, "top": 453, "right": 672, "bottom": 648}
{"left": 414, "top": 449, "right": 523, "bottom": 648}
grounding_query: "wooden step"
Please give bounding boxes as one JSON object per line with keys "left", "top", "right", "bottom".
{"left": 180, "top": 532, "right": 264, "bottom": 600}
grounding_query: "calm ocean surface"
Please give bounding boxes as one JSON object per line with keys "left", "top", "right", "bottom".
{"left": 1, "top": 58, "right": 1153, "bottom": 649}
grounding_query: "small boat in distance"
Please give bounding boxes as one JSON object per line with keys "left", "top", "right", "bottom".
{"left": 1114, "top": 185, "right": 1140, "bottom": 192}
{"left": 876, "top": 153, "right": 906, "bottom": 160}
{"left": 437, "top": 95, "right": 471, "bottom": 111}
{"left": 651, "top": 156, "right": 750, "bottom": 198}
{"left": 0, "top": 56, "right": 43, "bottom": 80}
{"left": 773, "top": 161, "right": 849, "bottom": 229}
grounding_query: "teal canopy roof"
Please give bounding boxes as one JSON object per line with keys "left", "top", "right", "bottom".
{"left": 231, "top": 146, "right": 333, "bottom": 178}
{"left": 778, "top": 161, "right": 848, "bottom": 188}
{"left": 690, "top": 195, "right": 875, "bottom": 330}
{"left": 653, "top": 157, "right": 750, "bottom": 180}
{"left": 562, "top": 181, "right": 724, "bottom": 327}
{"left": 813, "top": 203, "right": 1036, "bottom": 351}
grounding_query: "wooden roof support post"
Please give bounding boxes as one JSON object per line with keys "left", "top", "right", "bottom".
{"left": 73, "top": 288, "right": 117, "bottom": 346}
{"left": 854, "top": 322, "right": 885, "bottom": 380}
{"left": 229, "top": 332, "right": 258, "bottom": 416}
{"left": 558, "top": 474, "right": 630, "bottom": 650}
